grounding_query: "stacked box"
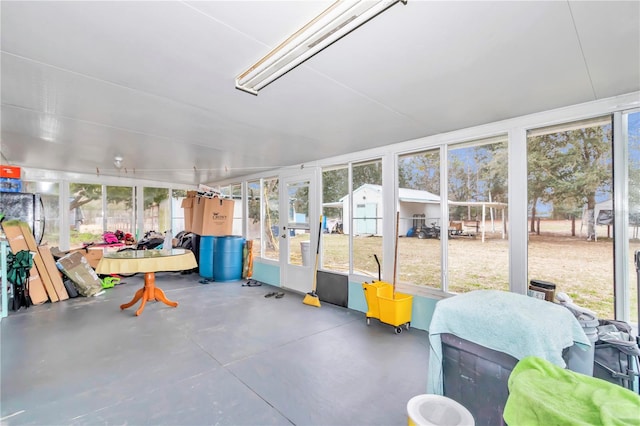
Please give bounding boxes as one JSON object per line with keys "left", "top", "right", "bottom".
{"left": 186, "top": 195, "right": 234, "bottom": 236}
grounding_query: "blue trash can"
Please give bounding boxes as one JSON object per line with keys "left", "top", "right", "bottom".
{"left": 213, "top": 236, "right": 245, "bottom": 282}
{"left": 199, "top": 236, "right": 215, "bottom": 279}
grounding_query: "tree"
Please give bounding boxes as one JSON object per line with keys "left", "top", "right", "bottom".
{"left": 69, "top": 183, "right": 101, "bottom": 211}
{"left": 322, "top": 167, "right": 348, "bottom": 220}
{"left": 560, "top": 126, "right": 612, "bottom": 239}
{"left": 476, "top": 142, "right": 508, "bottom": 204}
{"left": 247, "top": 182, "right": 261, "bottom": 224}
{"left": 398, "top": 150, "right": 440, "bottom": 193}
{"left": 527, "top": 123, "right": 612, "bottom": 238}
{"left": 448, "top": 155, "right": 474, "bottom": 219}
{"left": 629, "top": 118, "right": 640, "bottom": 229}
{"left": 142, "top": 187, "right": 170, "bottom": 210}
{"left": 263, "top": 178, "right": 279, "bottom": 250}
{"left": 353, "top": 160, "right": 382, "bottom": 189}
{"left": 323, "top": 167, "right": 348, "bottom": 202}
{"left": 527, "top": 134, "right": 563, "bottom": 233}
{"left": 68, "top": 184, "right": 171, "bottom": 211}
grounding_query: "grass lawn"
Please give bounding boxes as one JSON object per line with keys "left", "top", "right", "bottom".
{"left": 316, "top": 220, "right": 639, "bottom": 321}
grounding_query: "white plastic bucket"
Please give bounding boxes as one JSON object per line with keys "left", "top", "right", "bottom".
{"left": 407, "top": 394, "right": 475, "bottom": 426}
{"left": 300, "top": 241, "right": 310, "bottom": 266}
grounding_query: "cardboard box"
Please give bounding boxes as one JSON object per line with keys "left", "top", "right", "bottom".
{"left": 181, "top": 197, "right": 195, "bottom": 232}
{"left": 1, "top": 221, "right": 48, "bottom": 304}
{"left": 82, "top": 247, "right": 104, "bottom": 269}
{"left": 0, "top": 165, "right": 21, "bottom": 179}
{"left": 50, "top": 246, "right": 104, "bottom": 269}
{"left": 56, "top": 252, "right": 103, "bottom": 297}
{"left": 190, "top": 197, "right": 206, "bottom": 234}
{"left": 192, "top": 196, "right": 234, "bottom": 236}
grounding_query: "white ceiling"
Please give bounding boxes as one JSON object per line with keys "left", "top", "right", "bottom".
{"left": 1, "top": 1, "right": 639, "bottom": 186}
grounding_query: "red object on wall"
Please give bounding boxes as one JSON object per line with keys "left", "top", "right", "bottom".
{"left": 0, "top": 165, "right": 21, "bottom": 178}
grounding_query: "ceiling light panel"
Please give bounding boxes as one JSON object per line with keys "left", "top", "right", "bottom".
{"left": 236, "top": 0, "right": 406, "bottom": 95}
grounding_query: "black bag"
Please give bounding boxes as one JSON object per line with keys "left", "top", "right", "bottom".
{"left": 176, "top": 231, "right": 199, "bottom": 273}
{"left": 62, "top": 277, "right": 79, "bottom": 298}
{"left": 134, "top": 231, "right": 164, "bottom": 250}
{"left": 594, "top": 320, "right": 640, "bottom": 391}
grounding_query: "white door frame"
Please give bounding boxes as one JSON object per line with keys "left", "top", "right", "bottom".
{"left": 279, "top": 169, "right": 318, "bottom": 293}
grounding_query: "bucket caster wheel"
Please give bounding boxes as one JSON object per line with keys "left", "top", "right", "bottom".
{"left": 366, "top": 317, "right": 370, "bottom": 326}
{"left": 405, "top": 322, "right": 410, "bottom": 330}
{"left": 395, "top": 327, "right": 403, "bottom": 334}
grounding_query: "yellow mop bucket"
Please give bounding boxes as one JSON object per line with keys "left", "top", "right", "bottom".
{"left": 362, "top": 254, "right": 413, "bottom": 334}
{"left": 379, "top": 290, "right": 413, "bottom": 332}
{"left": 363, "top": 280, "right": 389, "bottom": 320}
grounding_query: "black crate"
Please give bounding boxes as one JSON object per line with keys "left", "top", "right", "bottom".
{"left": 441, "top": 333, "right": 518, "bottom": 426}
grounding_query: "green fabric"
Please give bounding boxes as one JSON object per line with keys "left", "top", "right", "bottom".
{"left": 7, "top": 250, "right": 33, "bottom": 286}
{"left": 503, "top": 356, "right": 640, "bottom": 426}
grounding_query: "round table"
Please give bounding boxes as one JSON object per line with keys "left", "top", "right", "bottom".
{"left": 96, "top": 248, "right": 197, "bottom": 316}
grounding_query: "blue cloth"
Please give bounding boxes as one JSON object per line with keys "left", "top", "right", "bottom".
{"left": 427, "top": 290, "right": 590, "bottom": 395}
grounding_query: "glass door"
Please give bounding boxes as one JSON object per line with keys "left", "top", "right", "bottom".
{"left": 280, "top": 171, "right": 317, "bottom": 293}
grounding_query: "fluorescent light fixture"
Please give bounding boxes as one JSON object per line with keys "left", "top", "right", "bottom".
{"left": 236, "top": 0, "right": 406, "bottom": 95}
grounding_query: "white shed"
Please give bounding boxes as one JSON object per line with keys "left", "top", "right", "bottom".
{"left": 335, "top": 184, "right": 440, "bottom": 236}
{"left": 329, "top": 184, "right": 507, "bottom": 241}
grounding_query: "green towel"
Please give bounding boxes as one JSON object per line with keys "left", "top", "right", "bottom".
{"left": 503, "top": 356, "right": 640, "bottom": 426}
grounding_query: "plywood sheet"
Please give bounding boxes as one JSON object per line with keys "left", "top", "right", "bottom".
{"left": 38, "top": 246, "right": 69, "bottom": 301}
{"left": 18, "top": 222, "right": 58, "bottom": 302}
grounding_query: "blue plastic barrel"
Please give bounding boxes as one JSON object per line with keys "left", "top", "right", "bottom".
{"left": 213, "top": 236, "right": 245, "bottom": 282}
{"left": 199, "top": 236, "right": 215, "bottom": 279}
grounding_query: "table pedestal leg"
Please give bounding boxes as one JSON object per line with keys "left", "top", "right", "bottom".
{"left": 119, "top": 272, "right": 179, "bottom": 316}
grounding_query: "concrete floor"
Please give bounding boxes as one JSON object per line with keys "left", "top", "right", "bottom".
{"left": 1, "top": 272, "right": 430, "bottom": 425}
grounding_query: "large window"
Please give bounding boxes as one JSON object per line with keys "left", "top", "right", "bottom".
{"left": 527, "top": 116, "right": 613, "bottom": 318}
{"left": 397, "top": 149, "right": 441, "bottom": 288}
{"left": 395, "top": 138, "right": 508, "bottom": 293}
{"left": 262, "top": 177, "right": 279, "bottom": 261}
{"left": 171, "top": 189, "right": 187, "bottom": 235}
{"left": 69, "top": 183, "right": 102, "bottom": 248}
{"left": 106, "top": 185, "right": 134, "bottom": 235}
{"left": 322, "top": 165, "right": 349, "bottom": 273}
{"left": 143, "top": 187, "right": 170, "bottom": 234}
{"left": 221, "top": 183, "right": 243, "bottom": 236}
{"left": 627, "top": 110, "right": 640, "bottom": 325}
{"left": 285, "top": 178, "right": 310, "bottom": 267}
{"left": 447, "top": 136, "right": 509, "bottom": 293}
{"left": 22, "top": 181, "right": 60, "bottom": 247}
{"left": 351, "top": 159, "right": 382, "bottom": 278}
{"left": 247, "top": 180, "right": 261, "bottom": 258}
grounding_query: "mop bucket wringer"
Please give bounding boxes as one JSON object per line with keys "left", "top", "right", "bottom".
{"left": 363, "top": 255, "right": 413, "bottom": 334}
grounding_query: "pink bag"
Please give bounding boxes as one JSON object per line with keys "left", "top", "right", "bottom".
{"left": 103, "top": 232, "right": 118, "bottom": 244}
